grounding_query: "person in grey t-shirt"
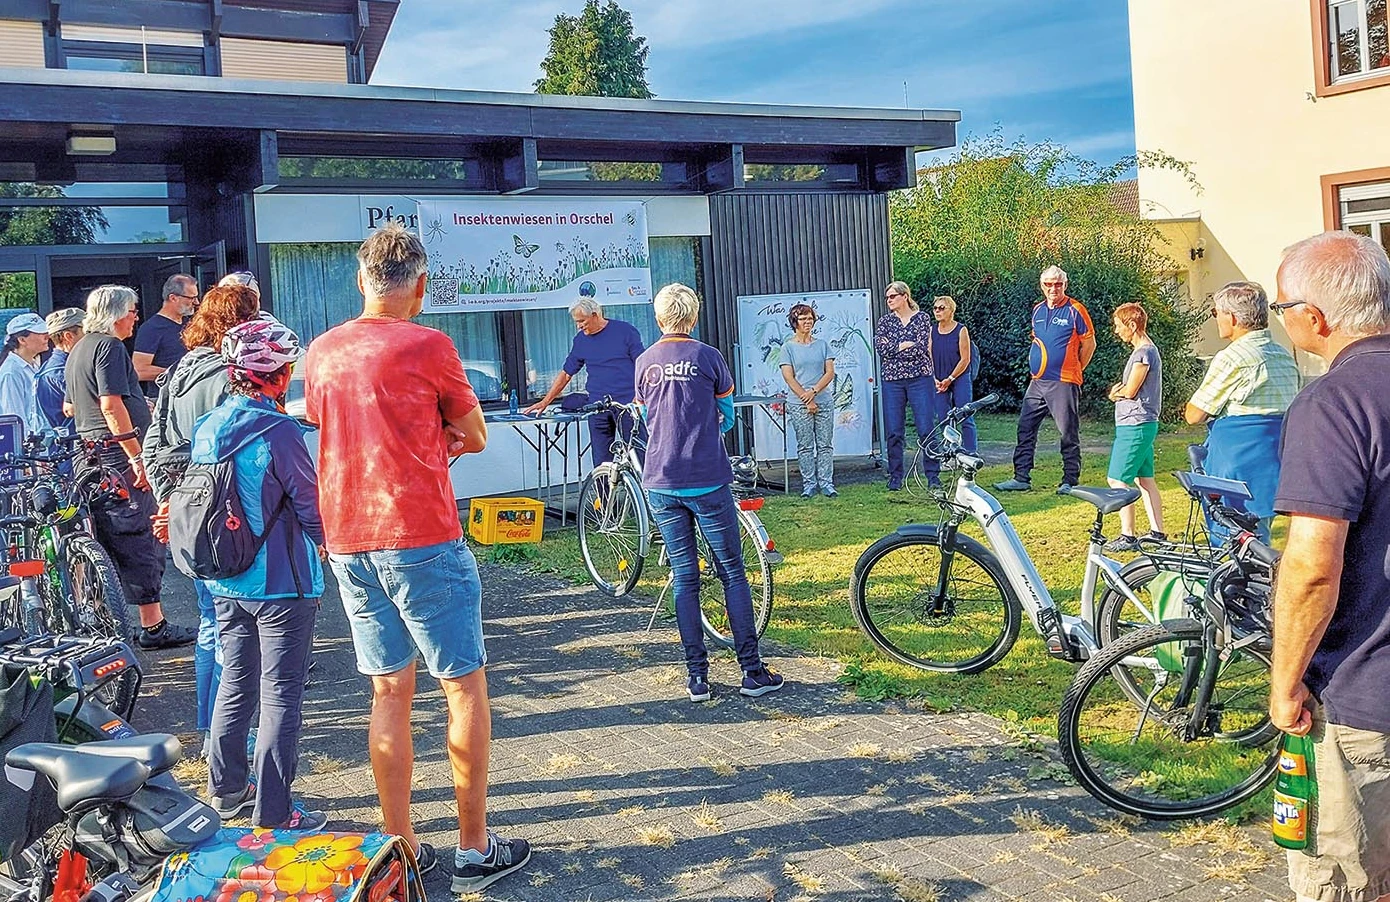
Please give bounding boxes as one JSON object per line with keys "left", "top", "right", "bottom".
{"left": 1104, "top": 302, "right": 1165, "bottom": 552}
{"left": 779, "top": 304, "right": 837, "bottom": 498}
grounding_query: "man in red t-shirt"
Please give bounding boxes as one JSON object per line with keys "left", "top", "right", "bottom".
{"left": 304, "top": 224, "right": 530, "bottom": 893}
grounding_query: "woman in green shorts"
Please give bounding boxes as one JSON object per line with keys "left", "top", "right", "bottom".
{"left": 1105, "top": 302, "right": 1166, "bottom": 553}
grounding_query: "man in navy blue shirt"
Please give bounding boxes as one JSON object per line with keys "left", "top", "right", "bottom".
{"left": 134, "top": 273, "right": 197, "bottom": 398}
{"left": 36, "top": 306, "right": 84, "bottom": 431}
{"left": 1269, "top": 230, "right": 1390, "bottom": 902}
{"left": 525, "top": 298, "right": 646, "bottom": 466}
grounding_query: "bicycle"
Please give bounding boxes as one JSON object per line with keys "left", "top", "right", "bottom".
{"left": 0, "top": 626, "right": 144, "bottom": 743}
{"left": 574, "top": 398, "right": 777, "bottom": 649}
{"left": 850, "top": 393, "right": 1166, "bottom": 673}
{"left": 1056, "top": 495, "right": 1281, "bottom": 819}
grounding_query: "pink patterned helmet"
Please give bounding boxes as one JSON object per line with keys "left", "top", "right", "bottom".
{"left": 221, "top": 318, "right": 303, "bottom": 379}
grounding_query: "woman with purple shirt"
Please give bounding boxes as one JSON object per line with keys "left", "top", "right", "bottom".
{"left": 874, "top": 281, "right": 937, "bottom": 490}
{"left": 634, "top": 283, "right": 784, "bottom": 704}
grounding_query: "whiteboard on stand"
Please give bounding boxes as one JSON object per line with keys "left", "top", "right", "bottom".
{"left": 735, "top": 289, "right": 875, "bottom": 461}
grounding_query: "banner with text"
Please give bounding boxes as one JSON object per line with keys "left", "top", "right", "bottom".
{"left": 415, "top": 199, "right": 651, "bottom": 313}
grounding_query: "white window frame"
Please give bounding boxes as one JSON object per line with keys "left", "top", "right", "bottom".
{"left": 1340, "top": 181, "right": 1390, "bottom": 251}
{"left": 1329, "top": 0, "right": 1390, "bottom": 82}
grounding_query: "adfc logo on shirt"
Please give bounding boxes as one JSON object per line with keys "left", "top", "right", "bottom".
{"left": 644, "top": 360, "right": 701, "bottom": 387}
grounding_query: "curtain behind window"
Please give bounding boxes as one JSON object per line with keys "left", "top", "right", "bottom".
{"left": 268, "top": 242, "right": 504, "bottom": 400}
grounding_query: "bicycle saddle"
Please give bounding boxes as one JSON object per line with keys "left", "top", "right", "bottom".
{"left": 1058, "top": 485, "right": 1141, "bottom": 514}
{"left": 6, "top": 742, "right": 150, "bottom": 811}
{"left": 64, "top": 734, "right": 182, "bottom": 777}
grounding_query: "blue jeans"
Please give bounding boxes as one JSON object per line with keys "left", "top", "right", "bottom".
{"left": 208, "top": 596, "right": 316, "bottom": 827}
{"left": 883, "top": 375, "right": 938, "bottom": 483}
{"left": 932, "top": 372, "right": 977, "bottom": 453}
{"left": 194, "top": 580, "right": 223, "bottom": 732}
{"left": 648, "top": 487, "right": 764, "bottom": 675}
{"left": 330, "top": 538, "right": 486, "bottom": 679}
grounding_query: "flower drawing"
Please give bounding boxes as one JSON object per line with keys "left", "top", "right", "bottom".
{"left": 265, "top": 835, "right": 368, "bottom": 896}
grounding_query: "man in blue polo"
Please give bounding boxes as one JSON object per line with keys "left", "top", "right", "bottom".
{"left": 996, "top": 265, "right": 1096, "bottom": 492}
{"left": 525, "top": 298, "right": 646, "bottom": 466}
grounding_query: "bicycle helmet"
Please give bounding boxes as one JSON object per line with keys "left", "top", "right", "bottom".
{"left": 222, "top": 318, "right": 303, "bottom": 382}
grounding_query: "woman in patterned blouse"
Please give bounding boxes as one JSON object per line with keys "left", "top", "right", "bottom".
{"left": 874, "top": 281, "right": 938, "bottom": 490}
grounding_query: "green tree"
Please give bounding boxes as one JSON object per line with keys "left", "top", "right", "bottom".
{"left": 890, "top": 134, "right": 1206, "bottom": 418}
{"left": 535, "top": 0, "right": 653, "bottom": 99}
{"left": 0, "top": 183, "right": 108, "bottom": 247}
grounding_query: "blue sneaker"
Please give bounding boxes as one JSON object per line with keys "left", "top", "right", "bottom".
{"left": 740, "top": 667, "right": 784, "bottom": 697}
{"left": 451, "top": 832, "right": 531, "bottom": 893}
{"left": 688, "top": 673, "right": 711, "bottom": 702}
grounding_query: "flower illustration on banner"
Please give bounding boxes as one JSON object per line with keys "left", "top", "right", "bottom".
{"left": 265, "top": 835, "right": 368, "bottom": 896}
{"left": 165, "top": 853, "right": 193, "bottom": 881}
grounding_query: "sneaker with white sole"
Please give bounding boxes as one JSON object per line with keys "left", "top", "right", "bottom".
{"left": 210, "top": 782, "right": 256, "bottom": 819}
{"left": 688, "top": 674, "right": 711, "bottom": 703}
{"left": 451, "top": 832, "right": 531, "bottom": 893}
{"left": 740, "top": 667, "right": 784, "bottom": 697}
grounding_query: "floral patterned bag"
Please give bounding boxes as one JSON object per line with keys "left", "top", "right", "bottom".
{"left": 150, "top": 828, "right": 425, "bottom": 902}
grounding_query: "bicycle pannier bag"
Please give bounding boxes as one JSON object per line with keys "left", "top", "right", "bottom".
{"left": 166, "top": 459, "right": 282, "bottom": 581}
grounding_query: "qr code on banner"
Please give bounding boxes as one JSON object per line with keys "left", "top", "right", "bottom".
{"left": 428, "top": 278, "right": 460, "bottom": 308}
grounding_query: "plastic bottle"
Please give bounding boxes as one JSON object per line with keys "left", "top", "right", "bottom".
{"left": 508, "top": 390, "right": 519, "bottom": 415}
{"left": 1272, "top": 732, "right": 1315, "bottom": 850}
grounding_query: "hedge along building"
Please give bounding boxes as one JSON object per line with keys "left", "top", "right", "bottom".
{"left": 0, "top": 0, "right": 959, "bottom": 497}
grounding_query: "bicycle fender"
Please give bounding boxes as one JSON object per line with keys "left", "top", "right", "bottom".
{"left": 894, "top": 523, "right": 938, "bottom": 538}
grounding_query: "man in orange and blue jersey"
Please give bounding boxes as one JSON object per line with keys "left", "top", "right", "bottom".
{"left": 995, "top": 265, "right": 1096, "bottom": 492}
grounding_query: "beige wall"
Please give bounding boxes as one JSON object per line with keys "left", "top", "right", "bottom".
{"left": 0, "top": 18, "right": 46, "bottom": 68}
{"left": 220, "top": 38, "right": 348, "bottom": 83}
{"left": 1128, "top": 0, "right": 1371, "bottom": 371}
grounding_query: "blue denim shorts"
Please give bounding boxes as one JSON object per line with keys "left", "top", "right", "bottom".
{"left": 329, "top": 538, "right": 487, "bottom": 680}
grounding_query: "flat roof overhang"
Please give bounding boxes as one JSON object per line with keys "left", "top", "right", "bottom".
{"left": 0, "top": 68, "right": 959, "bottom": 151}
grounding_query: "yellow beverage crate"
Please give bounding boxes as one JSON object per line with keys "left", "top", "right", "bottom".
{"left": 468, "top": 496, "right": 546, "bottom": 545}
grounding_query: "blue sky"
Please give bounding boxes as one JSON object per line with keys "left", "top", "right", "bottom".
{"left": 372, "top": 0, "right": 1136, "bottom": 167}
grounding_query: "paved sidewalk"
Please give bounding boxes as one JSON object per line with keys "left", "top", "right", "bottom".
{"left": 140, "top": 562, "right": 1292, "bottom": 902}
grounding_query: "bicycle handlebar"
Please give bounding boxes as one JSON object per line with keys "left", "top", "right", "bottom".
{"left": 943, "top": 393, "right": 1000, "bottom": 423}
{"left": 1239, "top": 534, "right": 1280, "bottom": 570}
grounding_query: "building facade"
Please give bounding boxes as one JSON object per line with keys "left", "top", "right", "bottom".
{"left": 0, "top": 0, "right": 957, "bottom": 495}
{"left": 1130, "top": 0, "right": 1390, "bottom": 366}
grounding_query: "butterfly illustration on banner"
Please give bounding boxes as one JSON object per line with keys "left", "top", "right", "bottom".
{"left": 513, "top": 235, "right": 541, "bottom": 258}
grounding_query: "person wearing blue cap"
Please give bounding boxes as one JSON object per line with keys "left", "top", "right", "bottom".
{"left": 0, "top": 312, "right": 50, "bottom": 435}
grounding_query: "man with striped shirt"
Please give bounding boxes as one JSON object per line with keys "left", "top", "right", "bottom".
{"left": 1184, "top": 280, "right": 1300, "bottom": 541}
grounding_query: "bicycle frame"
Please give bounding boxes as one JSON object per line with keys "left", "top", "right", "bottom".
{"left": 939, "top": 451, "right": 1147, "bottom": 662}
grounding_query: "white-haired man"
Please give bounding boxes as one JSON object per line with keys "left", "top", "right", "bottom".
{"left": 1183, "top": 280, "right": 1300, "bottom": 542}
{"left": 995, "top": 265, "right": 1095, "bottom": 492}
{"left": 524, "top": 298, "right": 646, "bottom": 467}
{"left": 1269, "top": 230, "right": 1390, "bottom": 902}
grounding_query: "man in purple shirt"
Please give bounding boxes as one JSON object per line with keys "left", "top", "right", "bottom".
{"left": 1269, "top": 231, "right": 1390, "bottom": 902}
{"left": 525, "top": 298, "right": 645, "bottom": 466}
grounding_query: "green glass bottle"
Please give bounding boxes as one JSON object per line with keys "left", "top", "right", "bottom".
{"left": 1273, "top": 732, "right": 1315, "bottom": 850}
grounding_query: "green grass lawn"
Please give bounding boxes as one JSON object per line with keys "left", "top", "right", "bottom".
{"left": 513, "top": 423, "right": 1277, "bottom": 819}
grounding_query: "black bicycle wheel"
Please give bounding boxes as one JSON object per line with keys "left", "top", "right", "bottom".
{"left": 850, "top": 529, "right": 1020, "bottom": 673}
{"left": 63, "top": 535, "right": 137, "bottom": 718}
{"left": 577, "top": 465, "right": 648, "bottom": 597}
{"left": 696, "top": 508, "right": 773, "bottom": 650}
{"left": 1058, "top": 619, "right": 1280, "bottom": 819}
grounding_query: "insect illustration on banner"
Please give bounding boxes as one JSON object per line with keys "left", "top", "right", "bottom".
{"left": 625, "top": 211, "right": 638, "bottom": 226}
{"left": 513, "top": 234, "right": 541, "bottom": 258}
{"left": 424, "top": 218, "right": 446, "bottom": 244}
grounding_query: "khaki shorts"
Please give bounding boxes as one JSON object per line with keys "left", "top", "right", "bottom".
{"left": 1288, "top": 706, "right": 1390, "bottom": 902}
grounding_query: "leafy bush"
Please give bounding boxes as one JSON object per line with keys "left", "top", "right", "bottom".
{"left": 890, "top": 135, "right": 1207, "bottom": 420}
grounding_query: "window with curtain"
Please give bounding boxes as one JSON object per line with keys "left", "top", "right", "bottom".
{"left": 522, "top": 236, "right": 701, "bottom": 398}
{"left": 268, "top": 242, "right": 505, "bottom": 401}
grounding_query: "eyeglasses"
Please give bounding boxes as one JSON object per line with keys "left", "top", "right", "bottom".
{"left": 1269, "top": 299, "right": 1307, "bottom": 314}
{"left": 886, "top": 291, "right": 904, "bottom": 299}
{"left": 177, "top": 293, "right": 199, "bottom": 300}
{"left": 933, "top": 305, "right": 948, "bottom": 311}
{"left": 1042, "top": 281, "right": 1066, "bottom": 288}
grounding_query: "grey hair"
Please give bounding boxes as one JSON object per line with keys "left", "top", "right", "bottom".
{"left": 161, "top": 273, "right": 195, "bottom": 303}
{"left": 1279, "top": 231, "right": 1390, "bottom": 335}
{"left": 1213, "top": 281, "right": 1269, "bottom": 330}
{"left": 357, "top": 223, "right": 429, "bottom": 297}
{"left": 83, "top": 285, "right": 138, "bottom": 334}
{"left": 887, "top": 280, "right": 918, "bottom": 311}
{"left": 570, "top": 297, "right": 603, "bottom": 317}
{"left": 653, "top": 283, "right": 701, "bottom": 332}
{"left": 1040, "top": 265, "right": 1068, "bottom": 285}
